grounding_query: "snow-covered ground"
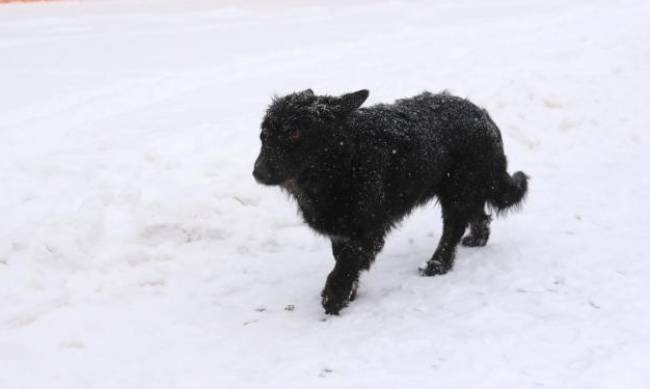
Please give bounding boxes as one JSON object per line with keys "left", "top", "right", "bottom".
{"left": 1, "top": 0, "right": 649, "bottom": 387}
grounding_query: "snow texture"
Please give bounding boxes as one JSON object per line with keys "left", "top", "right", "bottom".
{"left": 1, "top": 0, "right": 649, "bottom": 388}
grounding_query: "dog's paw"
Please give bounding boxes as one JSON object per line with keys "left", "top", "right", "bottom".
{"left": 321, "top": 289, "right": 348, "bottom": 315}
{"left": 419, "top": 259, "right": 451, "bottom": 277}
{"left": 321, "top": 279, "right": 358, "bottom": 315}
{"left": 461, "top": 235, "right": 488, "bottom": 247}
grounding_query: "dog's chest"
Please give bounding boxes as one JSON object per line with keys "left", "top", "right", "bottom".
{"left": 281, "top": 179, "right": 350, "bottom": 235}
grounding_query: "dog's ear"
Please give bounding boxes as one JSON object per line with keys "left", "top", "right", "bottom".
{"left": 303, "top": 88, "right": 314, "bottom": 96}
{"left": 338, "top": 89, "right": 369, "bottom": 113}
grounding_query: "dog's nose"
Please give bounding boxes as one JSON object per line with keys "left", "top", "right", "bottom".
{"left": 252, "top": 167, "right": 264, "bottom": 182}
{"left": 253, "top": 161, "right": 270, "bottom": 183}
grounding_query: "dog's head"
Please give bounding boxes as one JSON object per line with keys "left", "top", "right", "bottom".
{"left": 253, "top": 89, "right": 369, "bottom": 185}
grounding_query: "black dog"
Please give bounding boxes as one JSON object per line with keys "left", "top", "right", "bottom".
{"left": 253, "top": 89, "right": 527, "bottom": 314}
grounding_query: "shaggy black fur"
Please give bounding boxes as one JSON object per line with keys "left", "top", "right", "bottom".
{"left": 253, "top": 89, "right": 528, "bottom": 314}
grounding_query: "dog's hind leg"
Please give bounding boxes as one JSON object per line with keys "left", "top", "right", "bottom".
{"left": 420, "top": 198, "right": 474, "bottom": 276}
{"left": 461, "top": 207, "right": 491, "bottom": 247}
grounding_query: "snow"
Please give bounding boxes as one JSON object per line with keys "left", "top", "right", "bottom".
{"left": 1, "top": 0, "right": 649, "bottom": 387}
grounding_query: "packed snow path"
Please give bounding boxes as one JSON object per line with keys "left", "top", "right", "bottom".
{"left": 1, "top": 1, "right": 649, "bottom": 388}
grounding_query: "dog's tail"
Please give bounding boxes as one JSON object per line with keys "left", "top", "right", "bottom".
{"left": 488, "top": 169, "right": 529, "bottom": 214}
{"left": 481, "top": 111, "right": 528, "bottom": 214}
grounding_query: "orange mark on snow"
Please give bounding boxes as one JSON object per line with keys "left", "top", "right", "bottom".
{"left": 0, "top": 0, "right": 60, "bottom": 3}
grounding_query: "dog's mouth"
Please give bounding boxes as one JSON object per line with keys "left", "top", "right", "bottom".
{"left": 254, "top": 175, "right": 282, "bottom": 186}
{"left": 253, "top": 170, "right": 291, "bottom": 186}
{"left": 280, "top": 178, "right": 298, "bottom": 190}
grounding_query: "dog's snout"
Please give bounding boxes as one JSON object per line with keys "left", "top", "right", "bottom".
{"left": 253, "top": 159, "right": 270, "bottom": 183}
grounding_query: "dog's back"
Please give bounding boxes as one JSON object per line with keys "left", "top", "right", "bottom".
{"left": 347, "top": 91, "right": 526, "bottom": 220}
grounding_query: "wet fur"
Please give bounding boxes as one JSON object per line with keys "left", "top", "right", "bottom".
{"left": 253, "top": 89, "right": 528, "bottom": 314}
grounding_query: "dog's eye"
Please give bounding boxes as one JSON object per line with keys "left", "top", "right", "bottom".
{"left": 288, "top": 129, "right": 302, "bottom": 142}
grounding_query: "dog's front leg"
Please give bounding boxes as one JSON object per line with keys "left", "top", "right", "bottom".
{"left": 321, "top": 237, "right": 373, "bottom": 315}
